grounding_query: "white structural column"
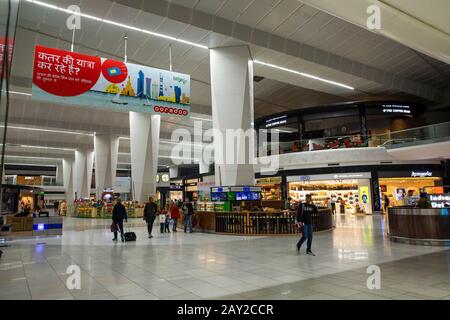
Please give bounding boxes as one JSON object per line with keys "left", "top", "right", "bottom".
{"left": 63, "top": 158, "right": 74, "bottom": 203}
{"left": 94, "top": 134, "right": 119, "bottom": 199}
{"left": 129, "top": 112, "right": 160, "bottom": 203}
{"left": 55, "top": 161, "right": 63, "bottom": 185}
{"left": 74, "top": 149, "right": 94, "bottom": 199}
{"left": 210, "top": 46, "right": 255, "bottom": 186}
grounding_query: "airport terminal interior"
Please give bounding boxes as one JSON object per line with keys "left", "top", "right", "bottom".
{"left": 0, "top": 0, "right": 449, "bottom": 301}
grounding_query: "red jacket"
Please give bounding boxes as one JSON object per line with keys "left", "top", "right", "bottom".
{"left": 170, "top": 206, "right": 180, "bottom": 219}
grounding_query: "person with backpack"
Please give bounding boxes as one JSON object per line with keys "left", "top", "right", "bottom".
{"left": 144, "top": 196, "right": 158, "bottom": 239}
{"left": 112, "top": 198, "right": 128, "bottom": 242}
{"left": 296, "top": 194, "right": 317, "bottom": 256}
{"left": 183, "top": 199, "right": 194, "bottom": 233}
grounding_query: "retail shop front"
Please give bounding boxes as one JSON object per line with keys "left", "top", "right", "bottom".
{"left": 378, "top": 169, "right": 444, "bottom": 211}
{"left": 193, "top": 186, "right": 334, "bottom": 235}
{"left": 287, "top": 172, "right": 373, "bottom": 214}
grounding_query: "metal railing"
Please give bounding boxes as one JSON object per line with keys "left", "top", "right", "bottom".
{"left": 259, "top": 122, "right": 450, "bottom": 155}
{"left": 215, "top": 210, "right": 333, "bottom": 235}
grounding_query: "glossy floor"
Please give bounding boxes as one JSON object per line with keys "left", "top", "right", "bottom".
{"left": 0, "top": 215, "right": 449, "bottom": 300}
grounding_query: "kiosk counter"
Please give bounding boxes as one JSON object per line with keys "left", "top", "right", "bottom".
{"left": 388, "top": 207, "right": 450, "bottom": 246}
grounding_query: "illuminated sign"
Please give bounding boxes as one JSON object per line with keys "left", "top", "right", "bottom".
{"left": 411, "top": 171, "right": 432, "bottom": 177}
{"left": 265, "top": 115, "right": 288, "bottom": 128}
{"left": 429, "top": 194, "right": 450, "bottom": 208}
{"left": 382, "top": 104, "right": 411, "bottom": 115}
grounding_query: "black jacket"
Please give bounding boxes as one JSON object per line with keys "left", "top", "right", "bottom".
{"left": 112, "top": 203, "right": 127, "bottom": 222}
{"left": 296, "top": 203, "right": 317, "bottom": 225}
{"left": 144, "top": 202, "right": 158, "bottom": 221}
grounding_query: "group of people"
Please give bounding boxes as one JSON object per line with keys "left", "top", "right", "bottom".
{"left": 111, "top": 196, "right": 195, "bottom": 242}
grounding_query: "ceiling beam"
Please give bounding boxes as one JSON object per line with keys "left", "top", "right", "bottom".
{"left": 108, "top": 0, "right": 444, "bottom": 103}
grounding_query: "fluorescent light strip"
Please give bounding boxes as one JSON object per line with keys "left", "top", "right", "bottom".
{"left": 5, "top": 155, "right": 62, "bottom": 160}
{"left": 190, "top": 116, "right": 213, "bottom": 122}
{"left": 17, "top": 144, "right": 75, "bottom": 151}
{"left": 1, "top": 90, "right": 32, "bottom": 96}
{"left": 275, "top": 129, "right": 294, "bottom": 133}
{"left": 26, "top": 0, "right": 208, "bottom": 50}
{"left": 5, "top": 125, "right": 93, "bottom": 136}
{"left": 253, "top": 60, "right": 355, "bottom": 90}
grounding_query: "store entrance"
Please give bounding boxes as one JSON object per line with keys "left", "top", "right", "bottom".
{"left": 379, "top": 177, "right": 444, "bottom": 210}
{"left": 288, "top": 179, "right": 372, "bottom": 214}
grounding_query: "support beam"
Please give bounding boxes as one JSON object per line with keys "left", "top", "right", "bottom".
{"left": 94, "top": 134, "right": 119, "bottom": 199}
{"left": 129, "top": 112, "right": 160, "bottom": 203}
{"left": 210, "top": 46, "right": 255, "bottom": 186}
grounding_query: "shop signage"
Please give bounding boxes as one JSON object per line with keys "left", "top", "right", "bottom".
{"left": 382, "top": 104, "right": 411, "bottom": 115}
{"left": 265, "top": 115, "right": 288, "bottom": 128}
{"left": 230, "top": 186, "right": 262, "bottom": 192}
{"left": 256, "top": 177, "right": 282, "bottom": 184}
{"left": 170, "top": 184, "right": 183, "bottom": 190}
{"left": 411, "top": 171, "right": 432, "bottom": 178}
{"left": 212, "top": 187, "right": 230, "bottom": 193}
{"left": 287, "top": 172, "right": 371, "bottom": 182}
{"left": 32, "top": 45, "right": 190, "bottom": 118}
{"left": 429, "top": 194, "right": 450, "bottom": 208}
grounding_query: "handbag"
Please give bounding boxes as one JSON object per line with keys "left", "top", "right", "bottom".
{"left": 110, "top": 222, "right": 118, "bottom": 233}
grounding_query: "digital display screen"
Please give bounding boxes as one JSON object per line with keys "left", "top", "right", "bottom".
{"left": 212, "top": 193, "right": 227, "bottom": 201}
{"left": 235, "top": 192, "right": 260, "bottom": 201}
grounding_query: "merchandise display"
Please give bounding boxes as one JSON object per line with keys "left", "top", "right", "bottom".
{"left": 256, "top": 177, "right": 282, "bottom": 200}
{"left": 289, "top": 180, "right": 368, "bottom": 213}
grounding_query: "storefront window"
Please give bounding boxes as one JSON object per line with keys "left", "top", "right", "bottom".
{"left": 379, "top": 177, "right": 444, "bottom": 207}
{"left": 288, "top": 178, "right": 372, "bottom": 214}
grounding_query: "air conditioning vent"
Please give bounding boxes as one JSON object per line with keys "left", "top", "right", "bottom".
{"left": 380, "top": 161, "right": 393, "bottom": 164}
{"left": 328, "top": 163, "right": 340, "bottom": 166}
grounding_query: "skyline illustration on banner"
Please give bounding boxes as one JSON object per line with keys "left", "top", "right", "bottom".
{"left": 31, "top": 45, "right": 191, "bottom": 118}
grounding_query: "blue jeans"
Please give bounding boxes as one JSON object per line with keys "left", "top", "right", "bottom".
{"left": 172, "top": 219, "right": 178, "bottom": 231}
{"left": 184, "top": 215, "right": 192, "bottom": 232}
{"left": 297, "top": 224, "right": 313, "bottom": 252}
{"left": 113, "top": 220, "right": 124, "bottom": 239}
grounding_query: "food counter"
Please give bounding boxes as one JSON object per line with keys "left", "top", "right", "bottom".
{"left": 388, "top": 207, "right": 450, "bottom": 245}
{"left": 192, "top": 209, "right": 333, "bottom": 235}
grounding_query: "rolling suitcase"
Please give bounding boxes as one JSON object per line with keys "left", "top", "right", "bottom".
{"left": 124, "top": 222, "right": 136, "bottom": 242}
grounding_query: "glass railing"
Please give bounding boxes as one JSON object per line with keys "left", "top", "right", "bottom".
{"left": 259, "top": 121, "right": 450, "bottom": 156}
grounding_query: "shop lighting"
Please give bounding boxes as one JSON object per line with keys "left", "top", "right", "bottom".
{"left": 26, "top": 0, "right": 209, "bottom": 50}
{"left": 253, "top": 60, "right": 355, "bottom": 90}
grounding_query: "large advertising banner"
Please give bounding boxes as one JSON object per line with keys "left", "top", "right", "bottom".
{"left": 32, "top": 45, "right": 190, "bottom": 117}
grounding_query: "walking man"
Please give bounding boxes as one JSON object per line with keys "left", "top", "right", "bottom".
{"left": 112, "top": 198, "right": 127, "bottom": 242}
{"left": 296, "top": 194, "right": 317, "bottom": 256}
{"left": 144, "top": 196, "right": 158, "bottom": 239}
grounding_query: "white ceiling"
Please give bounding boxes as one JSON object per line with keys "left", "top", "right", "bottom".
{"left": 5, "top": 0, "right": 450, "bottom": 169}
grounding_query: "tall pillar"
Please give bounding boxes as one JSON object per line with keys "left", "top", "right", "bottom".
{"left": 63, "top": 158, "right": 74, "bottom": 203}
{"left": 210, "top": 46, "right": 255, "bottom": 186}
{"left": 129, "top": 112, "right": 160, "bottom": 203}
{"left": 74, "top": 149, "right": 94, "bottom": 199}
{"left": 94, "top": 134, "right": 119, "bottom": 199}
{"left": 55, "top": 161, "right": 63, "bottom": 185}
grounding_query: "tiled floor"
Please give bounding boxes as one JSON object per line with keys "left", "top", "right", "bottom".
{"left": 0, "top": 214, "right": 449, "bottom": 300}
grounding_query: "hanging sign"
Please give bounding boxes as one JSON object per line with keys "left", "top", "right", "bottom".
{"left": 32, "top": 45, "right": 191, "bottom": 117}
